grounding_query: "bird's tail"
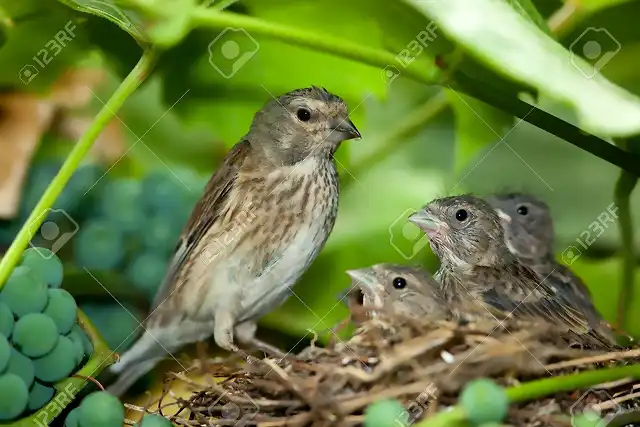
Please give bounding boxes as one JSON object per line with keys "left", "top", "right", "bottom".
{"left": 106, "top": 331, "right": 171, "bottom": 397}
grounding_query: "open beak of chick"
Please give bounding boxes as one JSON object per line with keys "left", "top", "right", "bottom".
{"left": 345, "top": 268, "right": 384, "bottom": 319}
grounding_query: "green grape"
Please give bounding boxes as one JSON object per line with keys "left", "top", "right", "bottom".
{"left": 23, "top": 163, "right": 101, "bottom": 218}
{"left": 64, "top": 164, "right": 103, "bottom": 209}
{"left": 77, "top": 391, "right": 124, "bottom": 427}
{"left": 12, "top": 313, "right": 58, "bottom": 357}
{"left": 140, "top": 215, "right": 181, "bottom": 256}
{"left": 572, "top": 411, "right": 604, "bottom": 427}
{"left": 28, "top": 381, "right": 55, "bottom": 411}
{"left": 21, "top": 162, "right": 60, "bottom": 218}
{"left": 0, "top": 302, "right": 13, "bottom": 338}
{"left": 4, "top": 348, "right": 35, "bottom": 389}
{"left": 0, "top": 335, "right": 9, "bottom": 372}
{"left": 21, "top": 247, "right": 64, "bottom": 288}
{"left": 65, "top": 408, "right": 80, "bottom": 427}
{"left": 43, "top": 289, "right": 77, "bottom": 334}
{"left": 0, "top": 266, "right": 48, "bottom": 317}
{"left": 0, "top": 374, "right": 29, "bottom": 420}
{"left": 69, "top": 324, "right": 93, "bottom": 357}
{"left": 459, "top": 379, "right": 508, "bottom": 425}
{"left": 99, "top": 179, "right": 145, "bottom": 233}
{"left": 125, "top": 253, "right": 168, "bottom": 299}
{"left": 364, "top": 399, "right": 406, "bottom": 427}
{"left": 141, "top": 172, "right": 186, "bottom": 216}
{"left": 80, "top": 303, "right": 142, "bottom": 351}
{"left": 33, "top": 336, "right": 77, "bottom": 383}
{"left": 135, "top": 413, "right": 173, "bottom": 426}
{"left": 74, "top": 221, "right": 125, "bottom": 270}
{"left": 66, "top": 331, "right": 86, "bottom": 366}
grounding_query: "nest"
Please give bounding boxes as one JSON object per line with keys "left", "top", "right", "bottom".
{"left": 128, "top": 309, "right": 640, "bottom": 427}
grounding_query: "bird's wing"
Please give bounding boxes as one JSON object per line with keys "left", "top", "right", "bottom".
{"left": 150, "top": 140, "right": 251, "bottom": 311}
{"left": 477, "top": 264, "right": 591, "bottom": 334}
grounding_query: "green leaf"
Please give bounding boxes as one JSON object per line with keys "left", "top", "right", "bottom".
{"left": 178, "top": 0, "right": 387, "bottom": 145}
{"left": 56, "top": 0, "right": 198, "bottom": 48}
{"left": 406, "top": 0, "right": 640, "bottom": 137}
{"left": 0, "top": 1, "right": 93, "bottom": 91}
{"left": 57, "top": 0, "right": 148, "bottom": 42}
{"left": 506, "top": 0, "right": 551, "bottom": 35}
{"left": 446, "top": 89, "right": 513, "bottom": 174}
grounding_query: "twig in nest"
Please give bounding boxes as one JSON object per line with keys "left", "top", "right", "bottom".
{"left": 544, "top": 348, "right": 640, "bottom": 371}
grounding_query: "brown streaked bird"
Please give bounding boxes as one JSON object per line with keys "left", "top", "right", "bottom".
{"left": 408, "top": 195, "right": 617, "bottom": 348}
{"left": 342, "top": 263, "right": 450, "bottom": 323}
{"left": 487, "top": 192, "right": 613, "bottom": 337}
{"left": 107, "top": 87, "right": 361, "bottom": 395}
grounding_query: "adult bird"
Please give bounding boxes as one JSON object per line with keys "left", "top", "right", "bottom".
{"left": 107, "top": 87, "right": 361, "bottom": 395}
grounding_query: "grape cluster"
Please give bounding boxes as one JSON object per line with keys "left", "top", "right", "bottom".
{"left": 0, "top": 160, "right": 206, "bottom": 354}
{"left": 0, "top": 248, "right": 92, "bottom": 421}
{"left": 0, "top": 161, "right": 103, "bottom": 249}
{"left": 73, "top": 171, "right": 201, "bottom": 301}
{"left": 64, "top": 391, "right": 172, "bottom": 427}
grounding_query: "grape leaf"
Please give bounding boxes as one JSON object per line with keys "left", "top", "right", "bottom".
{"left": 406, "top": 0, "right": 640, "bottom": 137}
{"left": 57, "top": 0, "right": 197, "bottom": 48}
{"left": 0, "top": 1, "right": 93, "bottom": 91}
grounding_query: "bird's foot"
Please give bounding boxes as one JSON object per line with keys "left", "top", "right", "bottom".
{"left": 227, "top": 344, "right": 260, "bottom": 365}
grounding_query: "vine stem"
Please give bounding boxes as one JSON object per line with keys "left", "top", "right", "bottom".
{"left": 417, "top": 364, "right": 640, "bottom": 427}
{"left": 0, "top": 48, "right": 159, "bottom": 289}
{"left": 613, "top": 138, "right": 638, "bottom": 330}
{"left": 190, "top": 8, "right": 444, "bottom": 85}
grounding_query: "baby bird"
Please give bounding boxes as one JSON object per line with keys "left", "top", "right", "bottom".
{"left": 408, "top": 195, "right": 617, "bottom": 348}
{"left": 343, "top": 263, "right": 449, "bottom": 321}
{"left": 487, "top": 193, "right": 608, "bottom": 332}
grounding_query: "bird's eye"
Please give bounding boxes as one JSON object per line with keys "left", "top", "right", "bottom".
{"left": 392, "top": 277, "right": 407, "bottom": 289}
{"left": 455, "top": 209, "right": 468, "bottom": 221}
{"left": 517, "top": 205, "right": 528, "bottom": 215}
{"left": 296, "top": 108, "right": 311, "bottom": 122}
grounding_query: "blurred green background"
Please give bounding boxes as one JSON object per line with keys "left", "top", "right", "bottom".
{"left": 0, "top": 0, "right": 639, "bottom": 400}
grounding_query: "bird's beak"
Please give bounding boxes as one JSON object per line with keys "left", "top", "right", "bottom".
{"left": 408, "top": 209, "right": 444, "bottom": 237}
{"left": 495, "top": 208, "right": 512, "bottom": 224}
{"left": 333, "top": 118, "right": 361, "bottom": 140}
{"left": 346, "top": 268, "right": 376, "bottom": 289}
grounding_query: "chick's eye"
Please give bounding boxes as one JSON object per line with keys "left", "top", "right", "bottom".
{"left": 296, "top": 108, "right": 311, "bottom": 122}
{"left": 517, "top": 205, "right": 528, "bottom": 215}
{"left": 392, "top": 277, "right": 406, "bottom": 289}
{"left": 455, "top": 209, "right": 468, "bottom": 221}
